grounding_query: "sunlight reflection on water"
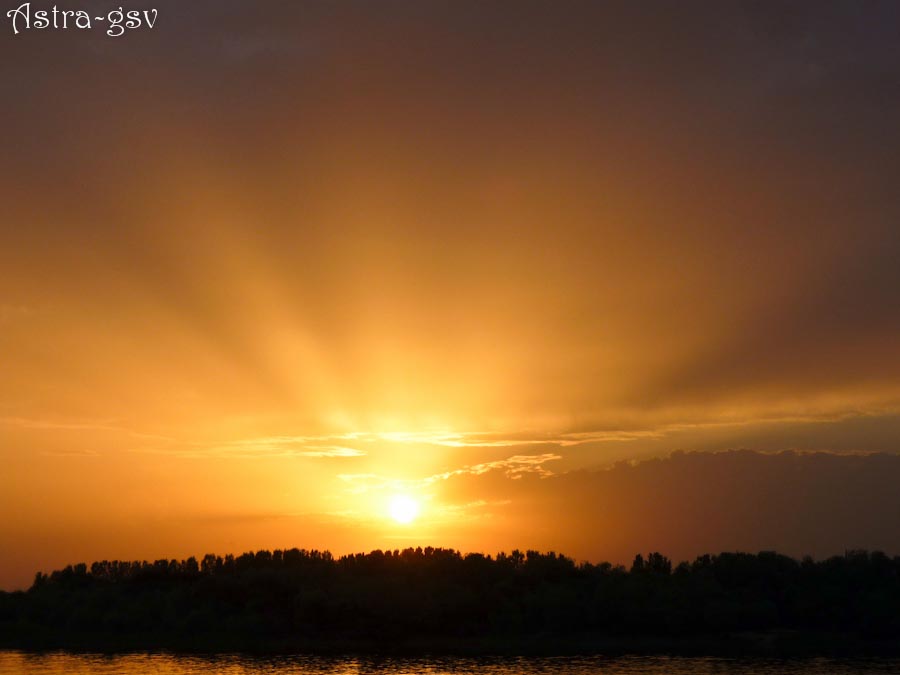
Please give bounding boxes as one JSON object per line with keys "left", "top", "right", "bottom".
{"left": 2, "top": 653, "right": 900, "bottom": 675}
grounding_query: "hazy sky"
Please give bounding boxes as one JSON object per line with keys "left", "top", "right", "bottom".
{"left": 1, "top": 1, "right": 899, "bottom": 589}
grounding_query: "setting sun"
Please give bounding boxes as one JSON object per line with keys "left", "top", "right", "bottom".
{"left": 389, "top": 496, "right": 420, "bottom": 524}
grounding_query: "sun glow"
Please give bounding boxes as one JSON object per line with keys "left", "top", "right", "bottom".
{"left": 388, "top": 495, "right": 420, "bottom": 524}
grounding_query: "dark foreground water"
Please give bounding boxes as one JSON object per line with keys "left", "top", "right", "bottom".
{"left": 2, "top": 653, "right": 900, "bottom": 675}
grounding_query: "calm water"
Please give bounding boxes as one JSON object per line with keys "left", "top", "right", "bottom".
{"left": 1, "top": 654, "right": 899, "bottom": 675}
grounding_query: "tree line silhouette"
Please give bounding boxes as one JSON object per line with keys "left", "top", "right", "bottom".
{"left": 1, "top": 547, "right": 899, "bottom": 652}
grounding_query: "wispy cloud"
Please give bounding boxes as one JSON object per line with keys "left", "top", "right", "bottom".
{"left": 338, "top": 453, "right": 562, "bottom": 494}
{"left": 427, "top": 453, "right": 562, "bottom": 481}
{"left": 0, "top": 420, "right": 364, "bottom": 459}
{"left": 0, "top": 417, "right": 175, "bottom": 443}
{"left": 379, "top": 409, "right": 900, "bottom": 452}
{"left": 430, "top": 499, "right": 512, "bottom": 520}
{"left": 38, "top": 449, "right": 101, "bottom": 458}
{"left": 297, "top": 446, "right": 367, "bottom": 458}
{"left": 134, "top": 436, "right": 369, "bottom": 460}
{"left": 9, "top": 409, "right": 893, "bottom": 464}
{"left": 218, "top": 436, "right": 367, "bottom": 456}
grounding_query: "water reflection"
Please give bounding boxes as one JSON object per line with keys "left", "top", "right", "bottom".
{"left": 2, "top": 653, "right": 900, "bottom": 675}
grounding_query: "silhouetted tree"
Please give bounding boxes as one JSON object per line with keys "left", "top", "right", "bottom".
{"left": 2, "top": 547, "right": 899, "bottom": 651}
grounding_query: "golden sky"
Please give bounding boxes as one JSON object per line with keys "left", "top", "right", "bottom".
{"left": 1, "top": 1, "right": 900, "bottom": 589}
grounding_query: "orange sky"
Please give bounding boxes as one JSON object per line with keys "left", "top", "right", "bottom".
{"left": 2, "top": 1, "right": 900, "bottom": 589}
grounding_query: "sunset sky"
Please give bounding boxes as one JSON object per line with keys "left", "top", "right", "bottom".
{"left": 2, "top": 1, "right": 900, "bottom": 590}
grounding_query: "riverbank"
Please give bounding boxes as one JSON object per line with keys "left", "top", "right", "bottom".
{"left": 3, "top": 630, "right": 900, "bottom": 657}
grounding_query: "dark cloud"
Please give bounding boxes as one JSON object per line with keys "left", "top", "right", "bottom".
{"left": 439, "top": 450, "right": 900, "bottom": 564}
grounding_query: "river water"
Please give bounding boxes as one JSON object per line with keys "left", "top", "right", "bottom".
{"left": 2, "top": 653, "right": 899, "bottom": 675}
